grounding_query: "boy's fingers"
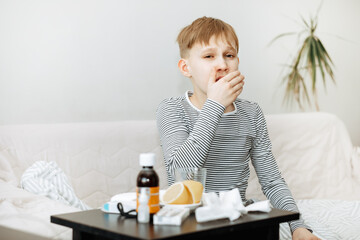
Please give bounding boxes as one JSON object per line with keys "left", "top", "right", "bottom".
{"left": 233, "top": 80, "right": 245, "bottom": 91}
{"left": 221, "top": 71, "right": 241, "bottom": 83}
{"left": 229, "top": 74, "right": 245, "bottom": 87}
{"left": 210, "top": 70, "right": 242, "bottom": 85}
{"left": 209, "top": 67, "right": 217, "bottom": 83}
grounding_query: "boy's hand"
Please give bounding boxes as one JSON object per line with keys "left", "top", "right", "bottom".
{"left": 207, "top": 68, "right": 245, "bottom": 108}
{"left": 292, "top": 228, "right": 321, "bottom": 240}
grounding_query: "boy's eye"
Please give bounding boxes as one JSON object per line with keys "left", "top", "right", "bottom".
{"left": 204, "top": 55, "right": 213, "bottom": 59}
{"left": 226, "top": 54, "right": 235, "bottom": 58}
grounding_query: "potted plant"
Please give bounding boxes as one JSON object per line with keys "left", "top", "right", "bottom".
{"left": 270, "top": 7, "right": 335, "bottom": 111}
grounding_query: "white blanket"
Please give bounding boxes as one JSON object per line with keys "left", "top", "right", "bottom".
{"left": 0, "top": 180, "right": 77, "bottom": 239}
{"left": 20, "top": 161, "right": 91, "bottom": 211}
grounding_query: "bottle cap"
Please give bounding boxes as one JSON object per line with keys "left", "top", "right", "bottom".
{"left": 139, "top": 153, "right": 155, "bottom": 166}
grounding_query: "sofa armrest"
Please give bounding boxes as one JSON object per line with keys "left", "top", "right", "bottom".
{"left": 352, "top": 146, "right": 360, "bottom": 183}
{"left": 0, "top": 225, "right": 51, "bottom": 240}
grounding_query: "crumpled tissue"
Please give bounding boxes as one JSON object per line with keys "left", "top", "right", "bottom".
{"left": 195, "top": 188, "right": 272, "bottom": 223}
{"left": 110, "top": 192, "right": 137, "bottom": 212}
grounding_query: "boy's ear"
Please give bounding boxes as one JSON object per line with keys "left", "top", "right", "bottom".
{"left": 178, "top": 59, "right": 191, "bottom": 78}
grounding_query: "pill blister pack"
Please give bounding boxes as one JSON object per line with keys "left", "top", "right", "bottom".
{"left": 153, "top": 206, "right": 190, "bottom": 226}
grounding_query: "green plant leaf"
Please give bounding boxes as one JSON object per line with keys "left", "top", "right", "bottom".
{"left": 300, "top": 74, "right": 311, "bottom": 105}
{"left": 308, "top": 37, "right": 317, "bottom": 92}
{"left": 294, "top": 36, "right": 309, "bottom": 68}
{"left": 313, "top": 38, "right": 326, "bottom": 89}
{"left": 270, "top": 4, "right": 336, "bottom": 111}
{"left": 300, "top": 15, "right": 310, "bottom": 29}
{"left": 267, "top": 32, "right": 297, "bottom": 47}
{"left": 317, "top": 39, "right": 335, "bottom": 83}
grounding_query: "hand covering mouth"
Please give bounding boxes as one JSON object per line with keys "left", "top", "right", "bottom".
{"left": 216, "top": 76, "right": 224, "bottom": 82}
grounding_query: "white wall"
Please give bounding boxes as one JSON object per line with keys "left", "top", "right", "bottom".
{"left": 1, "top": 0, "right": 359, "bottom": 145}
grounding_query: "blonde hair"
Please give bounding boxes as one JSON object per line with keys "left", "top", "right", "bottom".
{"left": 177, "top": 17, "right": 239, "bottom": 58}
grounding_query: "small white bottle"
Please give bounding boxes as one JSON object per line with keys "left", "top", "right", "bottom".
{"left": 137, "top": 188, "right": 150, "bottom": 223}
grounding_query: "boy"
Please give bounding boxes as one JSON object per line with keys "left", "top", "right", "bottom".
{"left": 156, "top": 16, "right": 319, "bottom": 240}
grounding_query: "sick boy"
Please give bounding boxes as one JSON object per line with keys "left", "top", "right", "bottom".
{"left": 156, "top": 16, "right": 319, "bottom": 240}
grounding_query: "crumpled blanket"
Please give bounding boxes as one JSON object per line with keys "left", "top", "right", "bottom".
{"left": 279, "top": 199, "right": 360, "bottom": 240}
{"left": 20, "top": 161, "right": 91, "bottom": 210}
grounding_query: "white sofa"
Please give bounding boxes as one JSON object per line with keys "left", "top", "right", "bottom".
{"left": 0, "top": 112, "right": 359, "bottom": 239}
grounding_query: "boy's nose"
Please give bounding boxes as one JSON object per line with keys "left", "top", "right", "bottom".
{"left": 215, "top": 57, "right": 228, "bottom": 72}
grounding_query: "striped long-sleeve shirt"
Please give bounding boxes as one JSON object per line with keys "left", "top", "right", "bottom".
{"left": 156, "top": 91, "right": 311, "bottom": 233}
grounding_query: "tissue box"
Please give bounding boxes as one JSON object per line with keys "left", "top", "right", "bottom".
{"left": 153, "top": 206, "right": 190, "bottom": 226}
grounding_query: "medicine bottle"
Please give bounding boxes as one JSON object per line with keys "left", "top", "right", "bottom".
{"left": 136, "top": 153, "right": 160, "bottom": 218}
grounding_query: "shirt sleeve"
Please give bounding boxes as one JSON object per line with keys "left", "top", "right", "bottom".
{"left": 156, "top": 98, "right": 224, "bottom": 184}
{"left": 249, "top": 104, "right": 312, "bottom": 234}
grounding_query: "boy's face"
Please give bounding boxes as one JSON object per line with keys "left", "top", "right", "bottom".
{"left": 179, "top": 35, "right": 239, "bottom": 98}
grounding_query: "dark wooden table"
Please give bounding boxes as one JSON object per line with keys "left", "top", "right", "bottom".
{"left": 51, "top": 208, "right": 298, "bottom": 240}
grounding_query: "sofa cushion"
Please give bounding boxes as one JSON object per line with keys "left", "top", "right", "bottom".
{"left": 247, "top": 112, "right": 360, "bottom": 201}
{"left": 0, "top": 147, "right": 18, "bottom": 186}
{"left": 0, "top": 121, "right": 168, "bottom": 208}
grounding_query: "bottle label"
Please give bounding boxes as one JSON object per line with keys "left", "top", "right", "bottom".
{"left": 136, "top": 187, "right": 160, "bottom": 214}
